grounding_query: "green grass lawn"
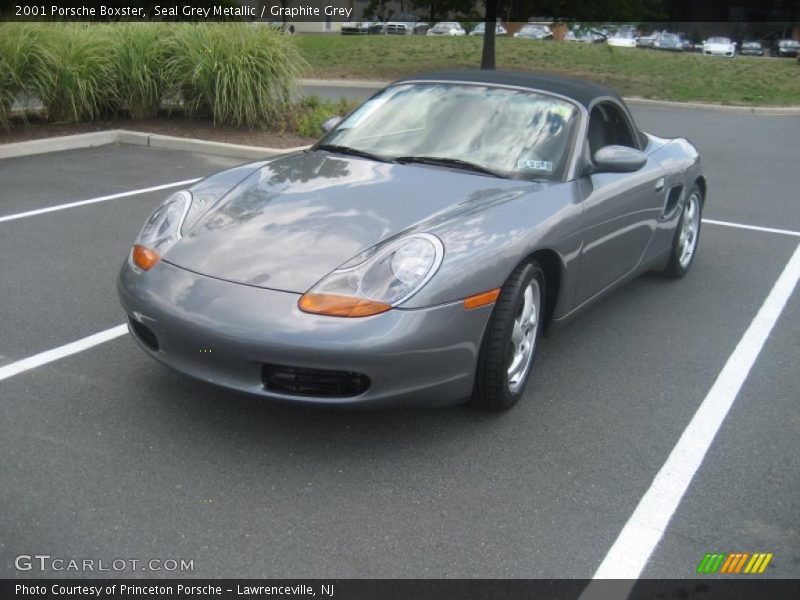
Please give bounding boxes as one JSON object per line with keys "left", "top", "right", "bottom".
{"left": 296, "top": 35, "right": 800, "bottom": 106}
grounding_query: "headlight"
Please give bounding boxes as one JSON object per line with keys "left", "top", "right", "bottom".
{"left": 130, "top": 190, "right": 191, "bottom": 271}
{"left": 299, "top": 233, "right": 444, "bottom": 317}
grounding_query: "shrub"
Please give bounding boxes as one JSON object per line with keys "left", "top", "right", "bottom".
{"left": 291, "top": 96, "right": 360, "bottom": 138}
{"left": 111, "top": 23, "right": 170, "bottom": 120}
{"left": 164, "top": 23, "right": 306, "bottom": 127}
{"left": 31, "top": 24, "right": 117, "bottom": 122}
{"left": 0, "top": 23, "right": 41, "bottom": 126}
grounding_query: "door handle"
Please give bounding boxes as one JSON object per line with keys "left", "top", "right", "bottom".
{"left": 655, "top": 177, "right": 665, "bottom": 192}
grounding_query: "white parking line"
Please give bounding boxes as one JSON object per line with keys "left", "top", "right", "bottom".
{"left": 703, "top": 218, "right": 800, "bottom": 238}
{"left": 584, "top": 242, "right": 800, "bottom": 590}
{"left": 0, "top": 179, "right": 201, "bottom": 224}
{"left": 0, "top": 324, "right": 127, "bottom": 383}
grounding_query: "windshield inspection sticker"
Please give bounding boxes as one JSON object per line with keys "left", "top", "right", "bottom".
{"left": 517, "top": 159, "right": 554, "bottom": 172}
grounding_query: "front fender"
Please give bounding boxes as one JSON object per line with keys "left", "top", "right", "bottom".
{"left": 404, "top": 181, "right": 583, "bottom": 319}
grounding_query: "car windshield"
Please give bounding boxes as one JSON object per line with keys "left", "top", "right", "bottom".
{"left": 659, "top": 34, "right": 679, "bottom": 42}
{"left": 435, "top": 23, "right": 456, "bottom": 29}
{"left": 707, "top": 37, "right": 731, "bottom": 44}
{"left": 521, "top": 25, "right": 544, "bottom": 32}
{"left": 780, "top": 39, "right": 800, "bottom": 47}
{"left": 320, "top": 83, "right": 580, "bottom": 181}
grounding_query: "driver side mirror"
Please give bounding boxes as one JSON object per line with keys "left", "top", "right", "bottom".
{"left": 589, "top": 145, "right": 647, "bottom": 174}
{"left": 321, "top": 116, "right": 343, "bottom": 134}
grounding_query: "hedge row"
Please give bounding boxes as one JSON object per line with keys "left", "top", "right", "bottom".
{"left": 0, "top": 22, "right": 306, "bottom": 127}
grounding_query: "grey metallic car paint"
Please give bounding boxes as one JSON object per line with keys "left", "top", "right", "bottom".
{"left": 118, "top": 78, "right": 704, "bottom": 406}
{"left": 118, "top": 260, "right": 492, "bottom": 407}
{"left": 167, "top": 152, "right": 539, "bottom": 294}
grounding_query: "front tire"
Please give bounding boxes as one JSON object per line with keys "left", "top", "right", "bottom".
{"left": 472, "top": 260, "right": 545, "bottom": 411}
{"left": 662, "top": 185, "right": 703, "bottom": 278}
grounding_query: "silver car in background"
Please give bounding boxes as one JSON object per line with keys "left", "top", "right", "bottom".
{"left": 427, "top": 22, "right": 466, "bottom": 36}
{"left": 513, "top": 24, "right": 553, "bottom": 40}
{"left": 386, "top": 13, "right": 428, "bottom": 35}
{"left": 470, "top": 22, "right": 508, "bottom": 36}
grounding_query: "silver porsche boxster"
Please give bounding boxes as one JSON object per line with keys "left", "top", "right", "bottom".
{"left": 118, "top": 70, "right": 705, "bottom": 410}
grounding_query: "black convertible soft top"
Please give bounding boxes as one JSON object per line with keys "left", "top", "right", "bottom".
{"left": 395, "top": 69, "right": 624, "bottom": 109}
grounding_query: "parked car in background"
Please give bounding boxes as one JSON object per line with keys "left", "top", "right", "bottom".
{"left": 341, "top": 21, "right": 374, "bottom": 35}
{"left": 369, "top": 22, "right": 387, "bottom": 34}
{"left": 469, "top": 22, "right": 508, "bottom": 36}
{"left": 513, "top": 24, "right": 553, "bottom": 40}
{"left": 681, "top": 39, "right": 701, "bottom": 52}
{"left": 564, "top": 29, "right": 604, "bottom": 43}
{"left": 740, "top": 41, "right": 765, "bottom": 56}
{"left": 654, "top": 33, "right": 684, "bottom": 51}
{"left": 606, "top": 30, "right": 637, "bottom": 47}
{"left": 427, "top": 22, "right": 466, "bottom": 36}
{"left": 772, "top": 39, "right": 800, "bottom": 57}
{"left": 702, "top": 36, "right": 736, "bottom": 57}
{"left": 386, "top": 13, "right": 428, "bottom": 35}
{"left": 636, "top": 33, "right": 657, "bottom": 48}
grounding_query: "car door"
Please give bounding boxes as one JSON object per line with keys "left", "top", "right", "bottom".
{"left": 574, "top": 101, "right": 666, "bottom": 305}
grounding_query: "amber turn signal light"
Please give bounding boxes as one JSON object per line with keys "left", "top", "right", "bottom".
{"left": 298, "top": 293, "right": 392, "bottom": 318}
{"left": 132, "top": 244, "right": 161, "bottom": 271}
{"left": 464, "top": 288, "right": 501, "bottom": 310}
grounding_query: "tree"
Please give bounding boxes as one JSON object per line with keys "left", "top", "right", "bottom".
{"left": 481, "top": 0, "right": 497, "bottom": 70}
{"left": 412, "top": 0, "right": 476, "bottom": 22}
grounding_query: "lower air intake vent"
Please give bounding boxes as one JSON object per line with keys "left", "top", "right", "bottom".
{"left": 261, "top": 364, "right": 370, "bottom": 397}
{"left": 128, "top": 317, "right": 159, "bottom": 351}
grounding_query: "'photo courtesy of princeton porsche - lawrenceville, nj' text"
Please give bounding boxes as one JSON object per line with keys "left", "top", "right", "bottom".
{"left": 1, "top": 1, "right": 798, "bottom": 599}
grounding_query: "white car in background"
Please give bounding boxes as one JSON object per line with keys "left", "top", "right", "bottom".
{"left": 386, "top": 13, "right": 428, "bottom": 35}
{"left": 606, "top": 31, "right": 637, "bottom": 47}
{"left": 427, "top": 22, "right": 466, "bottom": 36}
{"left": 702, "top": 36, "right": 736, "bottom": 57}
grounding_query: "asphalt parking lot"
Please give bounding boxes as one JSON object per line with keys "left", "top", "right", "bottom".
{"left": 1, "top": 106, "right": 798, "bottom": 581}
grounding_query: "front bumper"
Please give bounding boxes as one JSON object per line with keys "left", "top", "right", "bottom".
{"left": 704, "top": 48, "right": 735, "bottom": 57}
{"left": 117, "top": 260, "right": 493, "bottom": 408}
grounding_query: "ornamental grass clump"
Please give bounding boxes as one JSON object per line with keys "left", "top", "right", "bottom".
{"left": 111, "top": 23, "right": 171, "bottom": 120}
{"left": 31, "top": 24, "right": 117, "bottom": 122}
{"left": 164, "top": 23, "right": 306, "bottom": 127}
{"left": 0, "top": 23, "right": 41, "bottom": 126}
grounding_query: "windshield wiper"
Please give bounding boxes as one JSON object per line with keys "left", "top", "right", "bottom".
{"left": 393, "top": 155, "right": 506, "bottom": 178}
{"left": 315, "top": 143, "right": 392, "bottom": 163}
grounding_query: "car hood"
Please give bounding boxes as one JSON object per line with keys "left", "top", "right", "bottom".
{"left": 165, "top": 151, "right": 541, "bottom": 293}
{"left": 705, "top": 42, "right": 733, "bottom": 49}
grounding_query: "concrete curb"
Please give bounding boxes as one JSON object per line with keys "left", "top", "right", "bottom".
{"left": 0, "top": 129, "right": 310, "bottom": 160}
{"left": 622, "top": 97, "right": 800, "bottom": 115}
{"left": 298, "top": 78, "right": 800, "bottom": 115}
{"left": 300, "top": 78, "right": 388, "bottom": 89}
{"left": 0, "top": 130, "right": 120, "bottom": 159}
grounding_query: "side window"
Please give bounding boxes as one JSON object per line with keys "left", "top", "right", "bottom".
{"left": 587, "top": 102, "right": 637, "bottom": 156}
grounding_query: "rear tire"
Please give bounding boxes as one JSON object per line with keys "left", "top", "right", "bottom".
{"left": 662, "top": 184, "right": 703, "bottom": 278}
{"left": 471, "top": 260, "right": 545, "bottom": 411}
